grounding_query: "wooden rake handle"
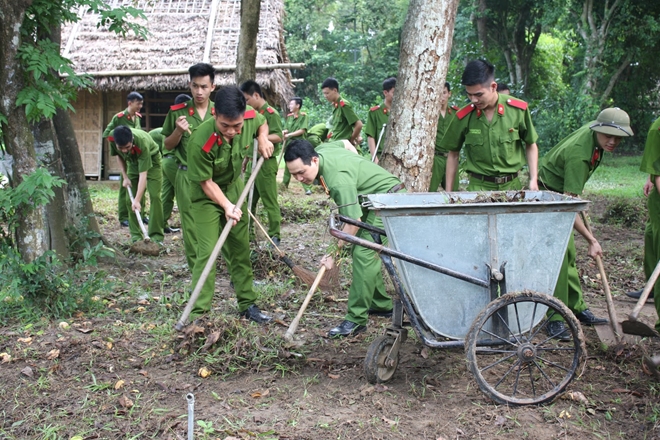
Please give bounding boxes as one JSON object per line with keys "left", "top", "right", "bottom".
{"left": 174, "top": 156, "right": 265, "bottom": 331}
{"left": 248, "top": 210, "right": 284, "bottom": 256}
{"left": 630, "top": 258, "right": 660, "bottom": 320}
{"left": 127, "top": 186, "right": 150, "bottom": 241}
{"left": 284, "top": 265, "right": 326, "bottom": 342}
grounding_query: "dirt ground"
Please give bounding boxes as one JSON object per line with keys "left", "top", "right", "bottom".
{"left": 2, "top": 183, "right": 660, "bottom": 440}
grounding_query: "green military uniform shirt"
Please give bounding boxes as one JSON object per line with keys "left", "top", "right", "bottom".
{"left": 364, "top": 105, "right": 389, "bottom": 154}
{"left": 317, "top": 141, "right": 401, "bottom": 221}
{"left": 161, "top": 100, "right": 215, "bottom": 166}
{"left": 149, "top": 127, "right": 164, "bottom": 154}
{"left": 284, "top": 112, "right": 309, "bottom": 140}
{"left": 119, "top": 128, "right": 161, "bottom": 175}
{"left": 435, "top": 106, "right": 458, "bottom": 154}
{"left": 104, "top": 108, "right": 143, "bottom": 155}
{"left": 247, "top": 103, "right": 283, "bottom": 157}
{"left": 328, "top": 95, "right": 360, "bottom": 142}
{"left": 307, "top": 123, "right": 329, "bottom": 148}
{"left": 538, "top": 124, "right": 603, "bottom": 195}
{"left": 641, "top": 117, "right": 660, "bottom": 176}
{"left": 440, "top": 95, "right": 538, "bottom": 176}
{"left": 188, "top": 107, "right": 266, "bottom": 199}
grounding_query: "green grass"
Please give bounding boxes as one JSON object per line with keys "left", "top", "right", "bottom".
{"left": 583, "top": 154, "right": 647, "bottom": 198}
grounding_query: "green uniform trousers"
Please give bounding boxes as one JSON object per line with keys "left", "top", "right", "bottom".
{"left": 190, "top": 179, "right": 257, "bottom": 317}
{"left": 345, "top": 211, "right": 392, "bottom": 326}
{"left": 429, "top": 154, "right": 459, "bottom": 192}
{"left": 118, "top": 176, "right": 128, "bottom": 222}
{"left": 176, "top": 168, "right": 197, "bottom": 271}
{"left": 467, "top": 176, "right": 523, "bottom": 191}
{"left": 282, "top": 166, "right": 312, "bottom": 191}
{"left": 161, "top": 156, "right": 178, "bottom": 223}
{"left": 127, "top": 167, "right": 164, "bottom": 243}
{"left": 247, "top": 157, "right": 282, "bottom": 239}
{"left": 550, "top": 233, "right": 588, "bottom": 321}
{"left": 644, "top": 190, "right": 660, "bottom": 331}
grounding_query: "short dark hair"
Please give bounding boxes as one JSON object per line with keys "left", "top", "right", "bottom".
{"left": 321, "top": 77, "right": 339, "bottom": 91}
{"left": 284, "top": 139, "right": 318, "bottom": 165}
{"left": 188, "top": 63, "right": 215, "bottom": 83}
{"left": 113, "top": 126, "right": 133, "bottom": 147}
{"left": 174, "top": 94, "right": 191, "bottom": 105}
{"left": 444, "top": 82, "right": 451, "bottom": 92}
{"left": 239, "top": 80, "right": 263, "bottom": 97}
{"left": 214, "top": 86, "right": 246, "bottom": 119}
{"left": 127, "top": 91, "right": 143, "bottom": 102}
{"left": 496, "top": 83, "right": 510, "bottom": 93}
{"left": 291, "top": 97, "right": 303, "bottom": 108}
{"left": 462, "top": 60, "right": 495, "bottom": 86}
{"left": 383, "top": 77, "right": 396, "bottom": 91}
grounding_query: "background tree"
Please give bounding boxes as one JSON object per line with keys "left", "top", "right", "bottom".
{"left": 236, "top": 0, "right": 261, "bottom": 85}
{"left": 380, "top": 0, "right": 460, "bottom": 191}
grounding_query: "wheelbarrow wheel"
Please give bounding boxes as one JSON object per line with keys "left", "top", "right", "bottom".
{"left": 364, "top": 335, "right": 399, "bottom": 384}
{"left": 465, "top": 291, "right": 586, "bottom": 406}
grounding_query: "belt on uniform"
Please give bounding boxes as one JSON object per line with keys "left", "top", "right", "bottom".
{"left": 388, "top": 183, "right": 405, "bottom": 193}
{"left": 178, "top": 164, "right": 188, "bottom": 171}
{"left": 469, "top": 171, "right": 518, "bottom": 184}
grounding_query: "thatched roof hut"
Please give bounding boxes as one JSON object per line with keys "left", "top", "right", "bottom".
{"left": 62, "top": 0, "right": 294, "bottom": 103}
{"left": 62, "top": 0, "right": 297, "bottom": 178}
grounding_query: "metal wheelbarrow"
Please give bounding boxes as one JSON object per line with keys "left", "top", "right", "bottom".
{"left": 329, "top": 191, "right": 589, "bottom": 406}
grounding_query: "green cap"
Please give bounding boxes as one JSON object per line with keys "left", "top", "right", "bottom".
{"left": 589, "top": 107, "right": 633, "bottom": 137}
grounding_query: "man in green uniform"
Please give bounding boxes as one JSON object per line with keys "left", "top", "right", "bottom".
{"left": 306, "top": 123, "right": 329, "bottom": 148}
{"left": 285, "top": 139, "right": 403, "bottom": 337}
{"left": 441, "top": 60, "right": 539, "bottom": 192}
{"left": 321, "top": 77, "right": 363, "bottom": 146}
{"left": 240, "top": 80, "right": 283, "bottom": 244}
{"left": 282, "top": 96, "right": 312, "bottom": 194}
{"left": 103, "top": 91, "right": 144, "bottom": 227}
{"left": 538, "top": 107, "right": 633, "bottom": 339}
{"left": 186, "top": 86, "right": 274, "bottom": 322}
{"left": 627, "top": 117, "right": 660, "bottom": 306}
{"left": 429, "top": 82, "right": 459, "bottom": 191}
{"left": 162, "top": 63, "right": 216, "bottom": 271}
{"left": 112, "top": 126, "right": 164, "bottom": 244}
{"left": 364, "top": 77, "right": 396, "bottom": 165}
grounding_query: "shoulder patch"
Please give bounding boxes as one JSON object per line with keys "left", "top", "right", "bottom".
{"left": 135, "top": 112, "right": 142, "bottom": 118}
{"left": 266, "top": 107, "right": 275, "bottom": 114}
{"left": 506, "top": 98, "right": 528, "bottom": 111}
{"left": 211, "top": 107, "right": 216, "bottom": 116}
{"left": 244, "top": 109, "right": 256, "bottom": 119}
{"left": 117, "top": 112, "right": 125, "bottom": 118}
{"left": 339, "top": 100, "right": 346, "bottom": 107}
{"left": 170, "top": 102, "right": 187, "bottom": 111}
{"left": 202, "top": 133, "right": 218, "bottom": 154}
{"left": 451, "top": 105, "right": 459, "bottom": 111}
{"left": 107, "top": 136, "right": 115, "bottom": 142}
{"left": 370, "top": 105, "right": 381, "bottom": 112}
{"left": 456, "top": 104, "right": 476, "bottom": 120}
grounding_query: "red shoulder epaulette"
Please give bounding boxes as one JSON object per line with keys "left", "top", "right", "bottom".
{"left": 202, "top": 133, "right": 218, "bottom": 153}
{"left": 451, "top": 105, "right": 459, "bottom": 111}
{"left": 266, "top": 107, "right": 275, "bottom": 114}
{"left": 370, "top": 105, "right": 380, "bottom": 112}
{"left": 170, "top": 102, "right": 187, "bottom": 111}
{"left": 506, "top": 98, "right": 528, "bottom": 111}
{"left": 107, "top": 136, "right": 115, "bottom": 142}
{"left": 117, "top": 112, "right": 125, "bottom": 118}
{"left": 244, "top": 109, "right": 256, "bottom": 119}
{"left": 211, "top": 107, "right": 215, "bottom": 116}
{"left": 456, "top": 104, "right": 476, "bottom": 120}
{"left": 135, "top": 112, "right": 142, "bottom": 118}
{"left": 287, "top": 112, "right": 294, "bottom": 117}
{"left": 339, "top": 100, "right": 346, "bottom": 107}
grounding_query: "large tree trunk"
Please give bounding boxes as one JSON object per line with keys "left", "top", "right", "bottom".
{"left": 0, "top": 0, "right": 47, "bottom": 263}
{"left": 381, "top": 0, "right": 460, "bottom": 191}
{"left": 235, "top": 0, "right": 261, "bottom": 84}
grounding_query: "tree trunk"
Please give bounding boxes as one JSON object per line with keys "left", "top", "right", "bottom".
{"left": 0, "top": 0, "right": 47, "bottom": 263}
{"left": 475, "top": 0, "right": 488, "bottom": 51}
{"left": 235, "top": 0, "right": 261, "bottom": 84}
{"left": 380, "top": 0, "right": 459, "bottom": 192}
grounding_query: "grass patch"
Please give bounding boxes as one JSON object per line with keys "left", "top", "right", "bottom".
{"left": 583, "top": 154, "right": 646, "bottom": 198}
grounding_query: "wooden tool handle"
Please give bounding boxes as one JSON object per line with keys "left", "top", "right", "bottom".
{"left": 127, "top": 186, "right": 150, "bottom": 241}
{"left": 284, "top": 265, "right": 326, "bottom": 341}
{"left": 248, "top": 210, "right": 283, "bottom": 256}
{"left": 630, "top": 258, "right": 660, "bottom": 319}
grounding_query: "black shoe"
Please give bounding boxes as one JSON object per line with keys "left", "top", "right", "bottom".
{"left": 164, "top": 226, "right": 181, "bottom": 233}
{"left": 328, "top": 320, "right": 366, "bottom": 338}
{"left": 270, "top": 236, "right": 281, "bottom": 247}
{"left": 142, "top": 216, "right": 149, "bottom": 225}
{"left": 545, "top": 321, "right": 571, "bottom": 341}
{"left": 368, "top": 308, "right": 393, "bottom": 318}
{"left": 120, "top": 220, "right": 129, "bottom": 227}
{"left": 575, "top": 309, "right": 608, "bottom": 326}
{"left": 239, "top": 304, "right": 272, "bottom": 324}
{"left": 626, "top": 289, "right": 653, "bottom": 301}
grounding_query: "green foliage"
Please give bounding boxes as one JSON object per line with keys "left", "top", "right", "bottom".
{"left": 601, "top": 198, "right": 645, "bottom": 229}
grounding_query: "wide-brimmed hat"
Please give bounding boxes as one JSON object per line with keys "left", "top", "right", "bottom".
{"left": 589, "top": 107, "right": 633, "bottom": 137}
